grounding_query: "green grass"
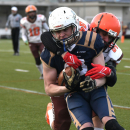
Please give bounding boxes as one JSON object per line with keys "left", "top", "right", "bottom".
{"left": 0, "top": 39, "right": 130, "bottom": 129}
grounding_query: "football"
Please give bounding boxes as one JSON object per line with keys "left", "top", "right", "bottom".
{"left": 58, "top": 67, "right": 73, "bottom": 86}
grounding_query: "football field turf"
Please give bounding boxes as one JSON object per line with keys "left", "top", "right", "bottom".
{"left": 0, "top": 39, "right": 130, "bottom": 129}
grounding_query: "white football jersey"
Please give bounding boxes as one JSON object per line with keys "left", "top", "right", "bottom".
{"left": 20, "top": 14, "right": 47, "bottom": 43}
{"left": 77, "top": 16, "right": 90, "bottom": 31}
{"left": 103, "top": 43, "right": 123, "bottom": 64}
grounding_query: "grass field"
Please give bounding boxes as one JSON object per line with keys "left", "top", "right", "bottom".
{"left": 0, "top": 39, "right": 130, "bottom": 130}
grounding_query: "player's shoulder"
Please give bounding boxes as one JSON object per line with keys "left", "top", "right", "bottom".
{"left": 83, "top": 31, "right": 104, "bottom": 53}
{"left": 40, "top": 48, "right": 55, "bottom": 64}
{"left": 20, "top": 17, "right": 27, "bottom": 24}
{"left": 8, "top": 14, "right": 13, "bottom": 18}
{"left": 77, "top": 16, "right": 90, "bottom": 31}
{"left": 37, "top": 14, "right": 46, "bottom": 21}
{"left": 108, "top": 43, "right": 123, "bottom": 61}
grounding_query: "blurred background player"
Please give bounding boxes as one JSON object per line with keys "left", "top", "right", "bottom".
{"left": 20, "top": 5, "right": 49, "bottom": 79}
{"left": 5, "top": 6, "right": 22, "bottom": 56}
{"left": 44, "top": 11, "right": 123, "bottom": 130}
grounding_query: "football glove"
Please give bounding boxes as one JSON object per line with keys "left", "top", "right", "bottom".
{"left": 24, "top": 41, "right": 29, "bottom": 45}
{"left": 85, "top": 63, "right": 111, "bottom": 79}
{"left": 80, "top": 76, "right": 96, "bottom": 93}
{"left": 63, "top": 67, "right": 80, "bottom": 91}
{"left": 63, "top": 52, "right": 82, "bottom": 69}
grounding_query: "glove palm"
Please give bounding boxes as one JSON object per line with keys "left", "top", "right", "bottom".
{"left": 63, "top": 67, "right": 80, "bottom": 91}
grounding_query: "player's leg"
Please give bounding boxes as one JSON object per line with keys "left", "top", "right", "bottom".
{"left": 91, "top": 87, "right": 125, "bottom": 130}
{"left": 45, "top": 102, "right": 54, "bottom": 129}
{"left": 66, "top": 92, "right": 93, "bottom": 130}
{"left": 39, "top": 42, "right": 45, "bottom": 54}
{"left": 104, "top": 119, "right": 125, "bottom": 130}
{"left": 14, "top": 28, "right": 20, "bottom": 54}
{"left": 11, "top": 28, "right": 16, "bottom": 54}
{"left": 92, "top": 111, "right": 104, "bottom": 130}
{"left": 46, "top": 95, "right": 71, "bottom": 130}
{"left": 29, "top": 43, "right": 43, "bottom": 79}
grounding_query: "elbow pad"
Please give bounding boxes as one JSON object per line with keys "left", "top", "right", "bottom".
{"left": 105, "top": 61, "right": 117, "bottom": 87}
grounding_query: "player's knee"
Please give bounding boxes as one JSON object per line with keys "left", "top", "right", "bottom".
{"left": 105, "top": 119, "right": 125, "bottom": 130}
{"left": 35, "top": 57, "right": 41, "bottom": 65}
{"left": 81, "top": 127, "right": 94, "bottom": 130}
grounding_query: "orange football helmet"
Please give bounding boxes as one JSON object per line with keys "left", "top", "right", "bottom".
{"left": 90, "top": 12, "right": 121, "bottom": 50}
{"left": 90, "top": 12, "right": 121, "bottom": 37}
{"left": 25, "top": 5, "right": 37, "bottom": 13}
{"left": 25, "top": 5, "right": 37, "bottom": 21}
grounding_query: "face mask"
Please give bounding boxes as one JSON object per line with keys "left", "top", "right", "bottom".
{"left": 29, "top": 15, "right": 36, "bottom": 20}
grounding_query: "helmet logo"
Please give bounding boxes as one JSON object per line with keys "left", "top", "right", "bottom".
{"left": 108, "top": 29, "right": 117, "bottom": 37}
{"left": 54, "top": 24, "right": 63, "bottom": 28}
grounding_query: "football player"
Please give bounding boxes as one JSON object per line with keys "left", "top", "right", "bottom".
{"left": 20, "top": 5, "right": 49, "bottom": 79}
{"left": 41, "top": 7, "right": 125, "bottom": 130}
{"left": 43, "top": 12, "right": 123, "bottom": 130}
{"left": 43, "top": 12, "right": 91, "bottom": 130}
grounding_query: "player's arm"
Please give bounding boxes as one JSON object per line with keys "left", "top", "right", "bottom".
{"left": 41, "top": 59, "right": 70, "bottom": 97}
{"left": 105, "top": 61, "right": 117, "bottom": 87}
{"left": 43, "top": 22, "right": 49, "bottom": 31}
{"left": 92, "top": 52, "right": 106, "bottom": 87}
{"left": 5, "top": 15, "right": 10, "bottom": 29}
{"left": 20, "top": 18, "right": 29, "bottom": 45}
{"left": 85, "top": 61, "right": 117, "bottom": 87}
{"left": 41, "top": 31, "right": 82, "bottom": 69}
{"left": 20, "top": 26, "right": 28, "bottom": 45}
{"left": 80, "top": 52, "right": 106, "bottom": 92}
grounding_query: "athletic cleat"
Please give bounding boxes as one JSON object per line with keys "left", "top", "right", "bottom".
{"left": 39, "top": 74, "right": 43, "bottom": 80}
{"left": 45, "top": 102, "right": 52, "bottom": 125}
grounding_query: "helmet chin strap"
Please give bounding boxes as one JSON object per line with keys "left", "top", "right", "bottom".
{"left": 63, "top": 40, "right": 67, "bottom": 52}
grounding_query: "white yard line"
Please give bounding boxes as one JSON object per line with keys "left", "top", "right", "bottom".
{"left": 0, "top": 85, "right": 46, "bottom": 96}
{"left": 0, "top": 49, "right": 31, "bottom": 53}
{"left": 15, "top": 69, "right": 29, "bottom": 72}
{"left": 117, "top": 72, "right": 130, "bottom": 75}
{"left": 0, "top": 59, "right": 34, "bottom": 65}
{"left": 0, "top": 85, "right": 130, "bottom": 110}
{"left": 122, "top": 58, "right": 130, "bottom": 60}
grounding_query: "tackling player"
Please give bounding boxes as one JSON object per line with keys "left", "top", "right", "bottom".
{"left": 20, "top": 5, "right": 49, "bottom": 79}
{"left": 42, "top": 6, "right": 123, "bottom": 130}
{"left": 43, "top": 11, "right": 123, "bottom": 130}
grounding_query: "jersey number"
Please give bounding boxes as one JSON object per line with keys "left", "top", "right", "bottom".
{"left": 29, "top": 27, "right": 40, "bottom": 36}
{"left": 79, "top": 21, "right": 87, "bottom": 31}
{"left": 112, "top": 44, "right": 118, "bottom": 53}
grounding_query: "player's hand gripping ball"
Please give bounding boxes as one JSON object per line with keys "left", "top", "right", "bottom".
{"left": 58, "top": 67, "right": 80, "bottom": 91}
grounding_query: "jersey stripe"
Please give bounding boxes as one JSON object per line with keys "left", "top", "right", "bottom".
{"left": 84, "top": 31, "right": 91, "bottom": 47}
{"left": 90, "top": 32, "right": 97, "bottom": 49}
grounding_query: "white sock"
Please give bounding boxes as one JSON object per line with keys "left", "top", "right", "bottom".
{"left": 94, "top": 128, "right": 104, "bottom": 130}
{"left": 36, "top": 64, "right": 43, "bottom": 75}
{"left": 48, "top": 109, "right": 54, "bottom": 129}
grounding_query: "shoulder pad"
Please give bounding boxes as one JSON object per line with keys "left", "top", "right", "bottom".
{"left": 108, "top": 44, "right": 123, "bottom": 62}
{"left": 37, "top": 14, "right": 46, "bottom": 22}
{"left": 77, "top": 16, "right": 90, "bottom": 31}
{"left": 20, "top": 17, "right": 27, "bottom": 25}
{"left": 83, "top": 31, "right": 104, "bottom": 55}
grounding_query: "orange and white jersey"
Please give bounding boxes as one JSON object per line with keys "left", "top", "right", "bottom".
{"left": 103, "top": 43, "right": 123, "bottom": 64}
{"left": 20, "top": 14, "right": 49, "bottom": 43}
{"left": 77, "top": 16, "right": 90, "bottom": 31}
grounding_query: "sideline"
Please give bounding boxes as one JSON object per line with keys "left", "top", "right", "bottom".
{"left": 0, "top": 85, "right": 130, "bottom": 110}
